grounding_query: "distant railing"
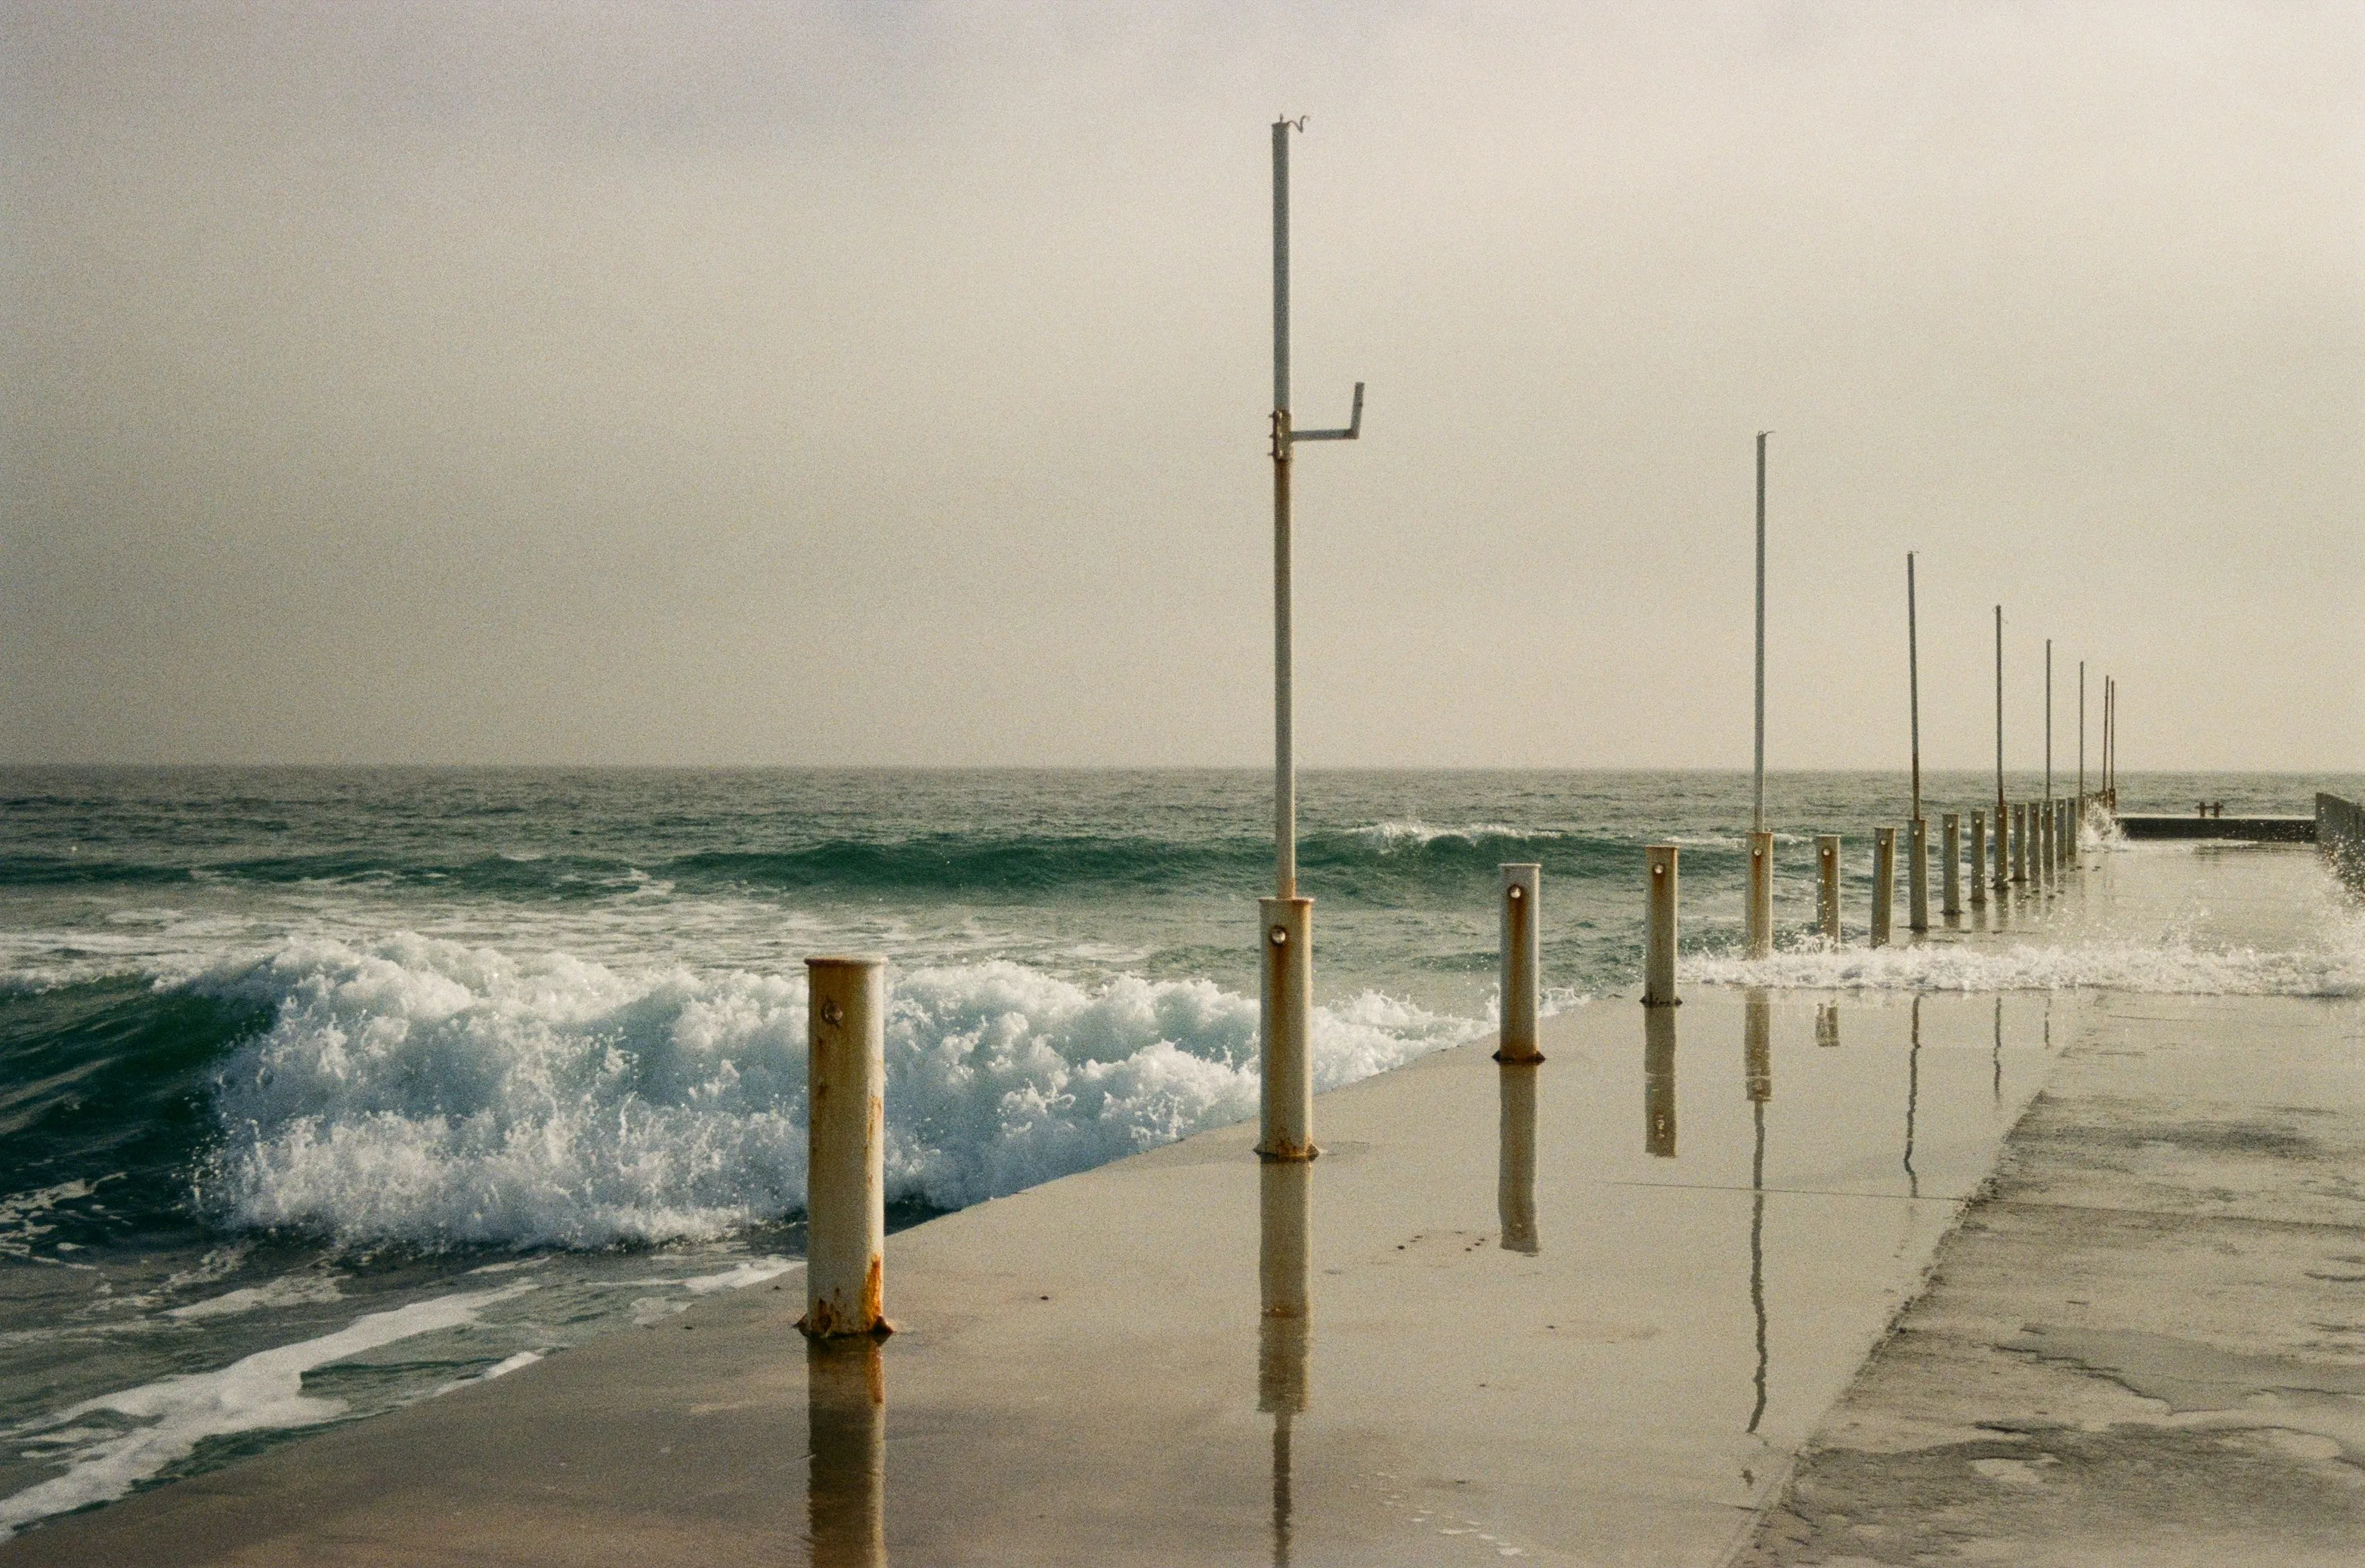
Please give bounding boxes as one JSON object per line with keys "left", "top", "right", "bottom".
{"left": 2320, "top": 793, "right": 2365, "bottom": 892}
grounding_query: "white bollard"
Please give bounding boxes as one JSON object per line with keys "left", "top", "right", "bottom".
{"left": 1992, "top": 803, "right": 2009, "bottom": 889}
{"left": 1497, "top": 864, "right": 1543, "bottom": 1063}
{"left": 805, "top": 955, "right": 889, "bottom": 1339}
{"left": 1872, "top": 827, "right": 1896, "bottom": 946}
{"left": 1644, "top": 846, "right": 1680, "bottom": 1007}
{"left": 1745, "top": 830, "right": 1774, "bottom": 960}
{"left": 1908, "top": 818, "right": 1930, "bottom": 932}
{"left": 1969, "top": 810, "right": 1988, "bottom": 906}
{"left": 2011, "top": 803, "right": 2029, "bottom": 884}
{"left": 1816, "top": 835, "right": 1842, "bottom": 943}
{"left": 1259, "top": 897, "right": 1316, "bottom": 1161}
{"left": 1941, "top": 813, "right": 1962, "bottom": 917}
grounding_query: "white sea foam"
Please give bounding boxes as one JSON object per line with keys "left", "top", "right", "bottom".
{"left": 190, "top": 936, "right": 1478, "bottom": 1249}
{"left": 0, "top": 1284, "right": 532, "bottom": 1540}
{"left": 165, "top": 1273, "right": 345, "bottom": 1322}
{"left": 1688, "top": 929, "right": 2365, "bottom": 997}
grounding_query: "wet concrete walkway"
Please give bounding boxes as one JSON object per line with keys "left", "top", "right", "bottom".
{"left": 5, "top": 988, "right": 2060, "bottom": 1566}
{"left": 1739, "top": 991, "right": 2365, "bottom": 1568}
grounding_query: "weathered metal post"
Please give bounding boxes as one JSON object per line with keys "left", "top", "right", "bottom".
{"left": 1871, "top": 827, "right": 1896, "bottom": 946}
{"left": 2011, "top": 803, "right": 2029, "bottom": 884}
{"left": 1260, "top": 117, "right": 1361, "bottom": 1164}
{"left": 804, "top": 955, "right": 889, "bottom": 1338}
{"left": 1969, "top": 809, "right": 1988, "bottom": 905}
{"left": 1259, "top": 897, "right": 1315, "bottom": 1160}
{"left": 1496, "top": 863, "right": 1542, "bottom": 1063}
{"left": 1816, "top": 835, "right": 1841, "bottom": 943}
{"left": 1746, "top": 830, "right": 1774, "bottom": 960}
{"left": 1908, "top": 818, "right": 1930, "bottom": 932}
{"left": 1644, "top": 846, "right": 1680, "bottom": 1007}
{"left": 1941, "top": 812, "right": 1962, "bottom": 917}
{"left": 1746, "top": 432, "right": 1774, "bottom": 959}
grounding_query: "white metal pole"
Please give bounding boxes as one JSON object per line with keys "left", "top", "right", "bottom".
{"left": 1272, "top": 119, "right": 1294, "bottom": 903}
{"left": 1754, "top": 433, "right": 1768, "bottom": 834}
{"left": 804, "top": 955, "right": 889, "bottom": 1338}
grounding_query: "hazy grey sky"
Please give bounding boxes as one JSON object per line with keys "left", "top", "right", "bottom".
{"left": 4, "top": 2, "right": 2359, "bottom": 770}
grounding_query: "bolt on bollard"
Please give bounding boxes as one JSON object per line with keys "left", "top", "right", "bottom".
{"left": 1941, "top": 813, "right": 1962, "bottom": 917}
{"left": 1908, "top": 818, "right": 1930, "bottom": 932}
{"left": 1871, "top": 827, "right": 1897, "bottom": 946}
{"left": 1258, "top": 897, "right": 1316, "bottom": 1161}
{"left": 1643, "top": 846, "right": 1680, "bottom": 1007}
{"left": 1969, "top": 810, "right": 1988, "bottom": 906}
{"left": 1816, "top": 836, "right": 1842, "bottom": 943}
{"left": 1497, "top": 864, "right": 1543, "bottom": 1062}
{"left": 804, "top": 955, "right": 890, "bottom": 1339}
{"left": 1745, "top": 830, "right": 1774, "bottom": 960}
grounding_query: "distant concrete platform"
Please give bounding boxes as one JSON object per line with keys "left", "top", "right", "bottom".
{"left": 2116, "top": 815, "right": 2316, "bottom": 843}
{"left": 2, "top": 991, "right": 2060, "bottom": 1567}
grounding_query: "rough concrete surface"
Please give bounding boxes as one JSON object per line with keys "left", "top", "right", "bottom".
{"left": 1738, "top": 993, "right": 2365, "bottom": 1568}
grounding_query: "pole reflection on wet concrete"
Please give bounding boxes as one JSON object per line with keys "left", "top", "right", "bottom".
{"left": 1259, "top": 1160, "right": 1311, "bottom": 1568}
{"left": 1903, "top": 995, "right": 1921, "bottom": 1199}
{"left": 806, "top": 1336, "right": 887, "bottom": 1568}
{"left": 1745, "top": 991, "right": 1770, "bottom": 1435}
{"left": 1644, "top": 1005, "right": 1677, "bottom": 1158}
{"left": 1816, "top": 1001, "right": 1839, "bottom": 1050}
{"left": 1498, "top": 1062, "right": 1539, "bottom": 1255}
{"left": 1993, "top": 996, "right": 2004, "bottom": 1103}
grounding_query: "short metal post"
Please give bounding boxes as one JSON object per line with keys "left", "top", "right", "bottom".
{"left": 1992, "top": 800, "right": 2009, "bottom": 889}
{"left": 1745, "top": 830, "right": 1774, "bottom": 958}
{"left": 1941, "top": 812, "right": 1962, "bottom": 916}
{"left": 1259, "top": 897, "right": 1316, "bottom": 1160}
{"left": 805, "top": 955, "right": 889, "bottom": 1338}
{"left": 1497, "top": 864, "right": 1542, "bottom": 1063}
{"left": 1908, "top": 818, "right": 1930, "bottom": 932}
{"left": 1643, "top": 846, "right": 1680, "bottom": 1007}
{"left": 2012, "top": 803, "right": 2028, "bottom": 884}
{"left": 1969, "top": 810, "right": 1988, "bottom": 905}
{"left": 1816, "top": 835, "right": 1841, "bottom": 943}
{"left": 1871, "top": 827, "right": 1896, "bottom": 946}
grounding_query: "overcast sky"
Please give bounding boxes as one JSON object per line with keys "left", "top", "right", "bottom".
{"left": 4, "top": 2, "right": 2358, "bottom": 770}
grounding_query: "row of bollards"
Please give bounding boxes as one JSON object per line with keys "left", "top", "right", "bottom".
{"left": 1636, "top": 792, "right": 2102, "bottom": 995}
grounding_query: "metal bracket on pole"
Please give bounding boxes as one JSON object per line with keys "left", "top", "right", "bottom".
{"left": 1291, "top": 382, "right": 1364, "bottom": 443}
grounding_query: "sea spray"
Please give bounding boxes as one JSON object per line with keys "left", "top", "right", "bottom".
{"left": 192, "top": 936, "right": 1480, "bottom": 1249}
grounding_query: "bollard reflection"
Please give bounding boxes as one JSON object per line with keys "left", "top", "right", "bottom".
{"left": 1498, "top": 1062, "right": 1539, "bottom": 1255}
{"left": 1815, "top": 1000, "right": 1840, "bottom": 1050}
{"left": 1259, "top": 1160, "right": 1311, "bottom": 1568}
{"left": 1744, "top": 991, "right": 1772, "bottom": 1106}
{"left": 806, "top": 1337, "right": 887, "bottom": 1568}
{"left": 1643, "top": 1005, "right": 1678, "bottom": 1158}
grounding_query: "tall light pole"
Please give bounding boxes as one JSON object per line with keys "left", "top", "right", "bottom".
{"left": 1906, "top": 553, "right": 1928, "bottom": 932}
{"left": 1745, "top": 433, "right": 1773, "bottom": 957}
{"left": 1993, "top": 607, "right": 2007, "bottom": 889}
{"left": 1261, "top": 117, "right": 1362, "bottom": 1164}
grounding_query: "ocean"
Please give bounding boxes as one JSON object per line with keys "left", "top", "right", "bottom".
{"left": 2, "top": 765, "right": 2358, "bottom": 1537}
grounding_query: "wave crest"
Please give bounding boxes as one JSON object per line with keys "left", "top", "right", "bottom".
{"left": 191, "top": 936, "right": 1477, "bottom": 1250}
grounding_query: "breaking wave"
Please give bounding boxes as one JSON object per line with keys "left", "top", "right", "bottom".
{"left": 187, "top": 935, "right": 1480, "bottom": 1251}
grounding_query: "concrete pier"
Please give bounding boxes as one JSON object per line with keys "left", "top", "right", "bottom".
{"left": 2, "top": 992, "right": 2057, "bottom": 1568}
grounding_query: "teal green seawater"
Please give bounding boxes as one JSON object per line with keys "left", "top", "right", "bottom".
{"left": 0, "top": 765, "right": 2353, "bottom": 1537}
